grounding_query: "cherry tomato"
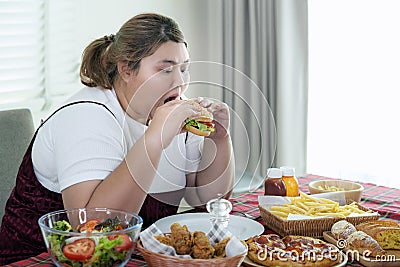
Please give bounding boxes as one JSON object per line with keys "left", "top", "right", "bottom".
{"left": 77, "top": 219, "right": 101, "bottom": 232}
{"left": 114, "top": 224, "right": 123, "bottom": 230}
{"left": 108, "top": 234, "right": 133, "bottom": 252}
{"left": 62, "top": 238, "right": 95, "bottom": 261}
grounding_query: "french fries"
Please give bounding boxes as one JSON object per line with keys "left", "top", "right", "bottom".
{"left": 317, "top": 185, "right": 345, "bottom": 191}
{"left": 269, "top": 192, "right": 373, "bottom": 220}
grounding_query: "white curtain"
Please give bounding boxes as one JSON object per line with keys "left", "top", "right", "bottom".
{"left": 205, "top": 0, "right": 308, "bottom": 179}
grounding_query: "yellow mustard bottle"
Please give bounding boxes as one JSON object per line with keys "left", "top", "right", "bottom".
{"left": 280, "top": 166, "right": 299, "bottom": 197}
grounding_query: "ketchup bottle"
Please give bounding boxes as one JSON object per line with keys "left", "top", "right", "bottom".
{"left": 264, "top": 168, "right": 286, "bottom": 196}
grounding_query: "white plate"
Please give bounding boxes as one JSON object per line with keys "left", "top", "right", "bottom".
{"left": 154, "top": 212, "right": 264, "bottom": 240}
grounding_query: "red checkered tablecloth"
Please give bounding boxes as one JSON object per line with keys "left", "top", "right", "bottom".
{"left": 4, "top": 174, "right": 400, "bottom": 267}
{"left": 2, "top": 253, "right": 147, "bottom": 267}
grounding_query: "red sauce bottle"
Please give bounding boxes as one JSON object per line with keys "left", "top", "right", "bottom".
{"left": 264, "top": 168, "right": 286, "bottom": 196}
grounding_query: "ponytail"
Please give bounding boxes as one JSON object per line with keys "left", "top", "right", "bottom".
{"left": 80, "top": 36, "right": 116, "bottom": 89}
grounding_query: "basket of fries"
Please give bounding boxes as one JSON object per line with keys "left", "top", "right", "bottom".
{"left": 259, "top": 192, "right": 380, "bottom": 237}
{"left": 137, "top": 222, "right": 247, "bottom": 267}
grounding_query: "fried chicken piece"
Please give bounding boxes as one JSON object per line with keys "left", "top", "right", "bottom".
{"left": 191, "top": 231, "right": 215, "bottom": 259}
{"left": 213, "top": 237, "right": 231, "bottom": 258}
{"left": 170, "top": 222, "right": 193, "bottom": 255}
{"left": 154, "top": 235, "right": 172, "bottom": 246}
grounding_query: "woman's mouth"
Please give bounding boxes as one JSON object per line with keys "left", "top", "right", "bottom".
{"left": 164, "top": 95, "right": 181, "bottom": 104}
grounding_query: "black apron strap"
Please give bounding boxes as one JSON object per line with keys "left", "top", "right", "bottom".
{"left": 39, "top": 100, "right": 115, "bottom": 128}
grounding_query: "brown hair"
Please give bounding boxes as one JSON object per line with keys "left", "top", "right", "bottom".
{"left": 80, "top": 13, "right": 186, "bottom": 89}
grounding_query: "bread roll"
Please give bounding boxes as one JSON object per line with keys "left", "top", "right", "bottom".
{"left": 331, "top": 220, "right": 356, "bottom": 240}
{"left": 356, "top": 220, "right": 400, "bottom": 229}
{"left": 356, "top": 220, "right": 400, "bottom": 250}
{"left": 346, "top": 231, "right": 385, "bottom": 257}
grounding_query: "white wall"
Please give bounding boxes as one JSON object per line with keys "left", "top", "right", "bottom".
{"left": 75, "top": 0, "right": 211, "bottom": 65}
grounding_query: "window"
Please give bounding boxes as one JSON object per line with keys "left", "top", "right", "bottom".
{"left": 307, "top": 0, "right": 400, "bottom": 189}
{"left": 0, "top": 0, "right": 80, "bottom": 114}
{"left": 0, "top": 0, "right": 46, "bottom": 109}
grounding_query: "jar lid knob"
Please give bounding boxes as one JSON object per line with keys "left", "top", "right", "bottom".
{"left": 267, "top": 168, "right": 282, "bottom": 178}
{"left": 280, "top": 166, "right": 295, "bottom": 176}
{"left": 206, "top": 194, "right": 232, "bottom": 228}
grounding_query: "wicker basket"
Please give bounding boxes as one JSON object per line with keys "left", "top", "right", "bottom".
{"left": 259, "top": 201, "right": 380, "bottom": 238}
{"left": 137, "top": 240, "right": 247, "bottom": 267}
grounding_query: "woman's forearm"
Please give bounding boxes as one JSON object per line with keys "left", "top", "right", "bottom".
{"left": 73, "top": 129, "right": 163, "bottom": 213}
{"left": 194, "top": 136, "right": 235, "bottom": 203}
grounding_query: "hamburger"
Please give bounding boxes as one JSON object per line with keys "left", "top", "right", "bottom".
{"left": 184, "top": 101, "right": 215, "bottom": 136}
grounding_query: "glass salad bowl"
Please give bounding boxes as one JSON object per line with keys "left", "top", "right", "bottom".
{"left": 38, "top": 207, "right": 142, "bottom": 267}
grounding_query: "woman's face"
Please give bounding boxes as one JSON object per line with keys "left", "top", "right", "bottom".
{"left": 123, "top": 41, "right": 190, "bottom": 123}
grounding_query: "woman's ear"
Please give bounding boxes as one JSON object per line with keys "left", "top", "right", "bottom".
{"left": 117, "top": 61, "right": 133, "bottom": 82}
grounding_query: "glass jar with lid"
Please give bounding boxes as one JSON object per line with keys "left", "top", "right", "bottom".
{"left": 264, "top": 168, "right": 286, "bottom": 196}
{"left": 206, "top": 194, "right": 232, "bottom": 228}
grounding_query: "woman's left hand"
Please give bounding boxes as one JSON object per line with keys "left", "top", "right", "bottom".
{"left": 193, "top": 97, "right": 230, "bottom": 139}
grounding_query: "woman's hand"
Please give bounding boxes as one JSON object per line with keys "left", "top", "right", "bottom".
{"left": 148, "top": 99, "right": 201, "bottom": 148}
{"left": 184, "top": 97, "right": 234, "bottom": 206}
{"left": 193, "top": 97, "right": 230, "bottom": 139}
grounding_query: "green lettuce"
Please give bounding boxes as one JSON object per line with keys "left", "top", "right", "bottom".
{"left": 47, "top": 220, "right": 128, "bottom": 267}
{"left": 185, "top": 119, "right": 215, "bottom": 132}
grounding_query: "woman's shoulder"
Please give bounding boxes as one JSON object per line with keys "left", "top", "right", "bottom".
{"left": 34, "top": 95, "right": 125, "bottom": 158}
{"left": 67, "top": 86, "right": 110, "bottom": 101}
{"left": 38, "top": 88, "right": 123, "bottom": 139}
{"left": 66, "top": 87, "right": 119, "bottom": 110}
{"left": 45, "top": 87, "right": 121, "bottom": 124}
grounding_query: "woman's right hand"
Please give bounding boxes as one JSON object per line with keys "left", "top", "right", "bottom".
{"left": 147, "top": 99, "right": 201, "bottom": 148}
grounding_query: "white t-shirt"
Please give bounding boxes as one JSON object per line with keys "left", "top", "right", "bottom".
{"left": 32, "top": 87, "right": 203, "bottom": 194}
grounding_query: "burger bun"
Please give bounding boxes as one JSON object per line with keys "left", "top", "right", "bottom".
{"left": 186, "top": 125, "right": 212, "bottom": 136}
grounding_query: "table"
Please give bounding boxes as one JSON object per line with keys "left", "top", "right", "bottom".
{"left": 4, "top": 174, "right": 400, "bottom": 267}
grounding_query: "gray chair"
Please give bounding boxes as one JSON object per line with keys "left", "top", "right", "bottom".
{"left": 0, "top": 108, "right": 35, "bottom": 222}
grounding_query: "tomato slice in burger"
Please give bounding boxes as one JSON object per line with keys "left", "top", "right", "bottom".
{"left": 203, "top": 122, "right": 215, "bottom": 128}
{"left": 77, "top": 219, "right": 101, "bottom": 232}
{"left": 62, "top": 238, "right": 95, "bottom": 261}
{"left": 108, "top": 234, "right": 133, "bottom": 252}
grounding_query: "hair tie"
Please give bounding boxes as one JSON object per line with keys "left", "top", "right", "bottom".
{"left": 103, "top": 34, "right": 115, "bottom": 43}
